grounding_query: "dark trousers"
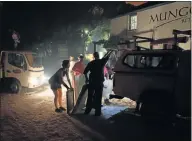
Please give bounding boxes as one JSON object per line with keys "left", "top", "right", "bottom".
{"left": 85, "top": 83, "right": 103, "bottom": 114}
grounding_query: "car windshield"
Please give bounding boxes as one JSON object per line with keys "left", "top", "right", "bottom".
{"left": 25, "top": 53, "right": 43, "bottom": 68}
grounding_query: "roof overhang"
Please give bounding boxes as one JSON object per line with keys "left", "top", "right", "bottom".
{"left": 125, "top": 1, "right": 148, "bottom": 6}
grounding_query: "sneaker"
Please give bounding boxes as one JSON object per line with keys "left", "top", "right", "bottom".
{"left": 59, "top": 107, "right": 66, "bottom": 111}
{"left": 84, "top": 109, "right": 91, "bottom": 115}
{"left": 55, "top": 108, "right": 62, "bottom": 113}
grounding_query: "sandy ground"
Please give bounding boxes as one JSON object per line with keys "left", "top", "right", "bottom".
{"left": 0, "top": 87, "right": 107, "bottom": 141}
{"left": 0, "top": 81, "right": 137, "bottom": 141}
{"left": 0, "top": 83, "right": 190, "bottom": 141}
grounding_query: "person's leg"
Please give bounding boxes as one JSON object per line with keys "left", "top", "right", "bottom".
{"left": 58, "top": 88, "right": 66, "bottom": 111}
{"left": 94, "top": 83, "right": 103, "bottom": 116}
{"left": 74, "top": 75, "right": 79, "bottom": 102}
{"left": 82, "top": 97, "right": 87, "bottom": 110}
{"left": 71, "top": 73, "right": 75, "bottom": 89}
{"left": 84, "top": 84, "right": 94, "bottom": 114}
{"left": 53, "top": 89, "right": 59, "bottom": 109}
{"left": 52, "top": 88, "right": 62, "bottom": 113}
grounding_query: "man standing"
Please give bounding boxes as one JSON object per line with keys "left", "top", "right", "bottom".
{"left": 83, "top": 51, "right": 112, "bottom": 116}
{"left": 72, "top": 54, "right": 85, "bottom": 101}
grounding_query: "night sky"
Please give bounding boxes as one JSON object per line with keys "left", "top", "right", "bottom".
{"left": 1, "top": 1, "right": 163, "bottom": 49}
{"left": 1, "top": 1, "right": 122, "bottom": 47}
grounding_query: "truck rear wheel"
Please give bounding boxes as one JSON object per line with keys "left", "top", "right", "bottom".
{"left": 139, "top": 90, "right": 175, "bottom": 123}
{"left": 10, "top": 79, "right": 22, "bottom": 94}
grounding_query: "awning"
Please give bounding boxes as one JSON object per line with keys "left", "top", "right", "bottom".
{"left": 125, "top": 1, "right": 147, "bottom": 6}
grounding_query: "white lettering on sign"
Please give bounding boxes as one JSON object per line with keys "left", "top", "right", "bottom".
{"left": 150, "top": 6, "right": 191, "bottom": 24}
{"left": 137, "top": 2, "right": 191, "bottom": 39}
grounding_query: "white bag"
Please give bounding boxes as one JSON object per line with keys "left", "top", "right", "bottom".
{"left": 103, "top": 78, "right": 113, "bottom": 99}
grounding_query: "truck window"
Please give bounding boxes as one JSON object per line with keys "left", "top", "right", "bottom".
{"left": 123, "top": 54, "right": 177, "bottom": 70}
{"left": 25, "top": 53, "right": 43, "bottom": 68}
{"left": 124, "top": 55, "right": 135, "bottom": 67}
{"left": 106, "top": 51, "right": 118, "bottom": 69}
{"left": 8, "top": 53, "right": 25, "bottom": 69}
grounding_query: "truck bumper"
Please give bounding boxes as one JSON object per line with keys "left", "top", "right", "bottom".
{"left": 28, "top": 82, "right": 45, "bottom": 89}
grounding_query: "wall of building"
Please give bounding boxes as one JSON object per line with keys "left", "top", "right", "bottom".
{"left": 0, "top": 2, "right": 2, "bottom": 50}
{"left": 137, "top": 2, "right": 191, "bottom": 39}
{"left": 110, "top": 2, "right": 191, "bottom": 50}
{"left": 137, "top": 1, "right": 191, "bottom": 50}
{"left": 110, "top": 15, "right": 129, "bottom": 38}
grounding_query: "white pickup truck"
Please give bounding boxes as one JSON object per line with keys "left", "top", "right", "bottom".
{"left": 0, "top": 50, "right": 45, "bottom": 94}
{"left": 112, "top": 49, "right": 191, "bottom": 118}
{"left": 106, "top": 30, "right": 191, "bottom": 120}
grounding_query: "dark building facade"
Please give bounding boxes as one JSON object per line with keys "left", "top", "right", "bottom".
{"left": 0, "top": 2, "right": 2, "bottom": 50}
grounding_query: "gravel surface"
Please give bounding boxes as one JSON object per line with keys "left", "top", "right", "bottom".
{"left": 0, "top": 87, "right": 106, "bottom": 141}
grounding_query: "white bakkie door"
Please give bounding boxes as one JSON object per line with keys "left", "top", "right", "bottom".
{"left": 6, "top": 53, "right": 28, "bottom": 87}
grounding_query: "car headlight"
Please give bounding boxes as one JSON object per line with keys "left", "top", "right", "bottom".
{"left": 28, "top": 77, "right": 38, "bottom": 85}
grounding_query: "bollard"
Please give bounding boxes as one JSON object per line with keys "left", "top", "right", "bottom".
{"left": 66, "top": 89, "right": 75, "bottom": 115}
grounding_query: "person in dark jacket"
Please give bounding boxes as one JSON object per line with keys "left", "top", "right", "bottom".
{"left": 83, "top": 51, "right": 112, "bottom": 116}
{"left": 49, "top": 60, "right": 72, "bottom": 113}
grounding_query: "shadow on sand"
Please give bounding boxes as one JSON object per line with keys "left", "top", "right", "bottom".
{"left": 71, "top": 109, "right": 191, "bottom": 141}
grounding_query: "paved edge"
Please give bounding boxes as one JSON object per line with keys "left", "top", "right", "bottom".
{"left": 66, "top": 115, "right": 108, "bottom": 141}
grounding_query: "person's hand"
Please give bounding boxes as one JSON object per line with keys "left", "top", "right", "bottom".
{"left": 66, "top": 87, "right": 70, "bottom": 91}
{"left": 69, "top": 84, "right": 73, "bottom": 89}
{"left": 67, "top": 87, "right": 73, "bottom": 91}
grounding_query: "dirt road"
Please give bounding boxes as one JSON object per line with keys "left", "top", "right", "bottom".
{"left": 0, "top": 87, "right": 106, "bottom": 141}
{"left": 0, "top": 86, "right": 190, "bottom": 141}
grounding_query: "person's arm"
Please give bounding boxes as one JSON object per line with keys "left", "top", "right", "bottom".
{"left": 101, "top": 50, "right": 114, "bottom": 66}
{"left": 103, "top": 50, "right": 113, "bottom": 59}
{"left": 83, "top": 63, "right": 91, "bottom": 83}
{"left": 58, "top": 69, "right": 70, "bottom": 89}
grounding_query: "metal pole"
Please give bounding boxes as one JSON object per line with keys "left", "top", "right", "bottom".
{"left": 134, "top": 37, "right": 137, "bottom": 50}
{"left": 173, "top": 32, "right": 177, "bottom": 50}
{"left": 94, "top": 43, "right": 96, "bottom": 52}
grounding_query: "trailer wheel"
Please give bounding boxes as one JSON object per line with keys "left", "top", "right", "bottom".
{"left": 10, "top": 79, "right": 22, "bottom": 94}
